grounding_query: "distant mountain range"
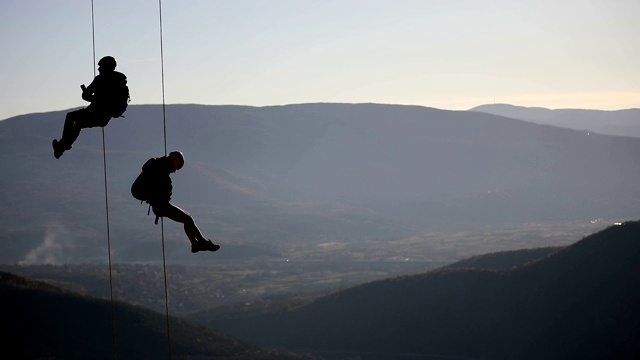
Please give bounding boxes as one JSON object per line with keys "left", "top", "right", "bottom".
{"left": 191, "top": 221, "right": 640, "bottom": 360}
{"left": 0, "top": 271, "right": 313, "bottom": 360}
{"left": 470, "top": 103, "right": 640, "bottom": 138}
{"left": 2, "top": 103, "right": 640, "bottom": 264}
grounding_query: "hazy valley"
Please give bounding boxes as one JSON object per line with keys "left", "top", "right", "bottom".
{"left": 3, "top": 221, "right": 638, "bottom": 359}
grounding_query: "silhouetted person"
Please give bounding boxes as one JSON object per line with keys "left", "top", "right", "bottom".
{"left": 131, "top": 151, "right": 220, "bottom": 253}
{"left": 52, "top": 56, "right": 129, "bottom": 158}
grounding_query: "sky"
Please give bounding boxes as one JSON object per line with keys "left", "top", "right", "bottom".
{"left": 0, "top": 0, "right": 639, "bottom": 121}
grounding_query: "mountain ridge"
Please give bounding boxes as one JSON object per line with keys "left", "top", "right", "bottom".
{"left": 469, "top": 103, "right": 640, "bottom": 137}
{"left": 2, "top": 103, "right": 640, "bottom": 264}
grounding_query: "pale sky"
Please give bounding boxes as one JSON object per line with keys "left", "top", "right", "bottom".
{"left": 1, "top": 0, "right": 639, "bottom": 120}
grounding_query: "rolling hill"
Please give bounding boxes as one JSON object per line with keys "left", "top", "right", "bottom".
{"left": 0, "top": 271, "right": 316, "bottom": 360}
{"left": 2, "top": 103, "right": 640, "bottom": 264}
{"left": 192, "top": 222, "right": 640, "bottom": 359}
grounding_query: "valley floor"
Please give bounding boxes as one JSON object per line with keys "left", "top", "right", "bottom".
{"left": 0, "top": 220, "right": 610, "bottom": 316}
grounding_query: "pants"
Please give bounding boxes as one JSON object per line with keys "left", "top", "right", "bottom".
{"left": 151, "top": 202, "right": 206, "bottom": 245}
{"left": 59, "top": 107, "right": 112, "bottom": 149}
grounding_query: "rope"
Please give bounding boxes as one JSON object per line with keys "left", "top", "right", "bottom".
{"left": 159, "top": 0, "right": 168, "bottom": 154}
{"left": 158, "top": 1, "right": 173, "bottom": 359}
{"left": 91, "top": 1, "right": 96, "bottom": 75}
{"left": 102, "top": 122, "right": 118, "bottom": 360}
{"left": 91, "top": 0, "right": 118, "bottom": 359}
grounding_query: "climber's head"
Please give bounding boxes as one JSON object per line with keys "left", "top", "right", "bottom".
{"left": 169, "top": 151, "right": 184, "bottom": 172}
{"left": 98, "top": 56, "right": 117, "bottom": 72}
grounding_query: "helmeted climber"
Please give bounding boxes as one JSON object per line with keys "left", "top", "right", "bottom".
{"left": 52, "top": 55, "right": 129, "bottom": 158}
{"left": 131, "top": 151, "right": 220, "bottom": 253}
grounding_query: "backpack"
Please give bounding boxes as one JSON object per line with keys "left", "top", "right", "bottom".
{"left": 131, "top": 157, "right": 172, "bottom": 204}
{"left": 131, "top": 171, "right": 150, "bottom": 203}
{"left": 111, "top": 82, "right": 130, "bottom": 118}
{"left": 132, "top": 170, "right": 162, "bottom": 224}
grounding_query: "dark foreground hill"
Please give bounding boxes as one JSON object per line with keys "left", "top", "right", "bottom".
{"left": 0, "top": 272, "right": 316, "bottom": 360}
{"left": 194, "top": 222, "right": 640, "bottom": 359}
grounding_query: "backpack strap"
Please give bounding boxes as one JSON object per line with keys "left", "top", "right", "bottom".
{"left": 147, "top": 203, "right": 160, "bottom": 225}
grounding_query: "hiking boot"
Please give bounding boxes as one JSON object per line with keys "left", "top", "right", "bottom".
{"left": 191, "top": 239, "right": 220, "bottom": 253}
{"left": 52, "top": 139, "right": 64, "bottom": 159}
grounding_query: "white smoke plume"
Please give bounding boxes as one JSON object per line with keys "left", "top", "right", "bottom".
{"left": 20, "top": 223, "right": 69, "bottom": 265}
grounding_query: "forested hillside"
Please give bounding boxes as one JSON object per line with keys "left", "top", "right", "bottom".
{"left": 0, "top": 271, "right": 316, "bottom": 360}
{"left": 194, "top": 222, "right": 640, "bottom": 359}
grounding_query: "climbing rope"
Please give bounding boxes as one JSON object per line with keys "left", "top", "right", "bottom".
{"left": 158, "top": 0, "right": 174, "bottom": 358}
{"left": 90, "top": 2, "right": 172, "bottom": 358}
{"left": 91, "top": 0, "right": 118, "bottom": 359}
